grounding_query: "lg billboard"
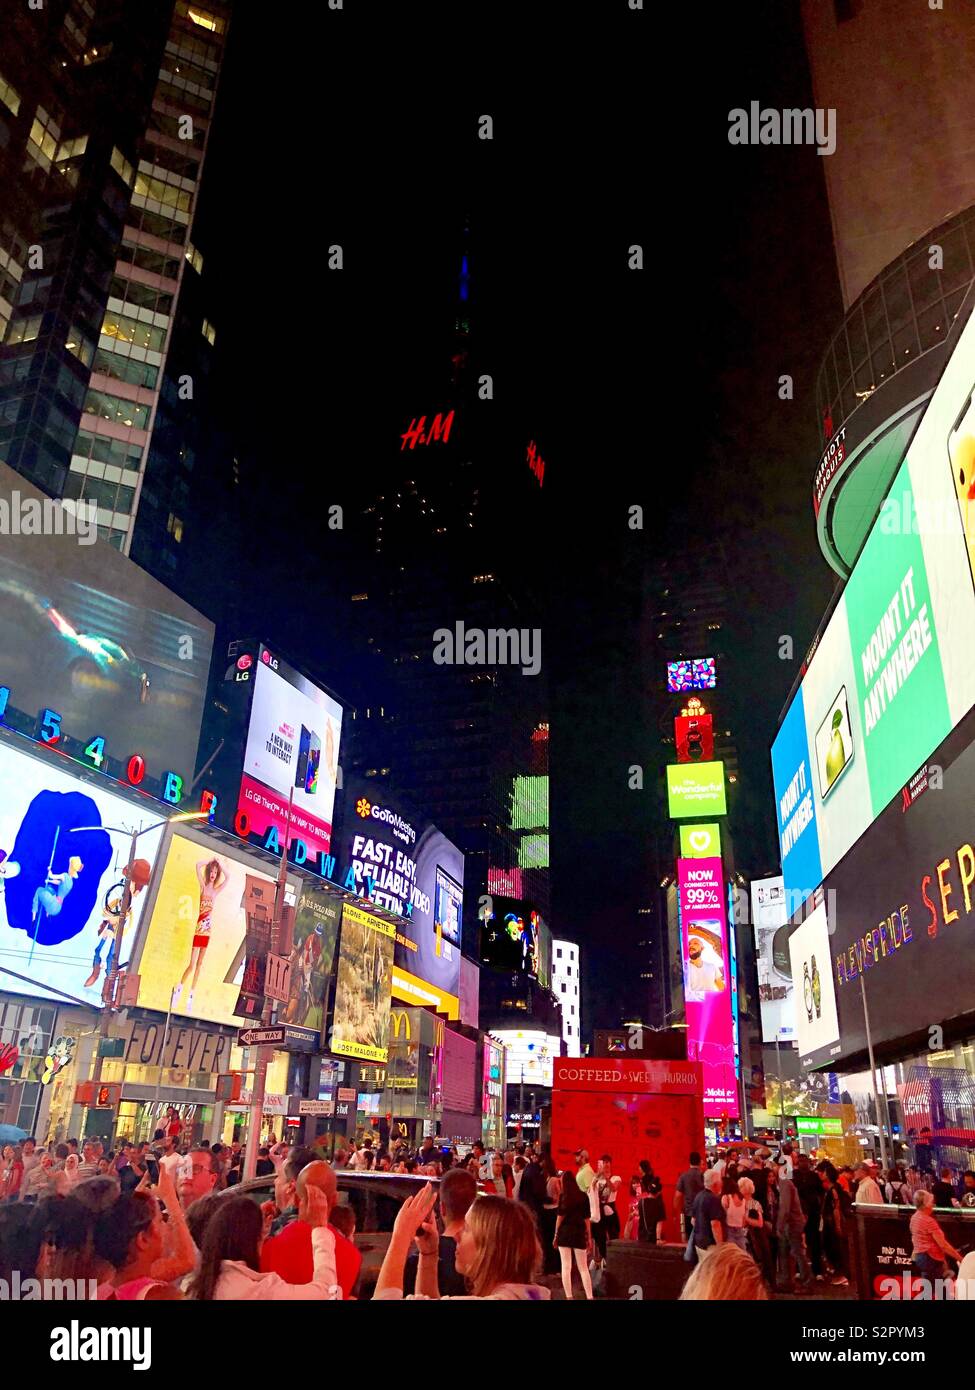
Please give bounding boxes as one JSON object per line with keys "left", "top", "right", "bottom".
{"left": 203, "top": 640, "right": 343, "bottom": 864}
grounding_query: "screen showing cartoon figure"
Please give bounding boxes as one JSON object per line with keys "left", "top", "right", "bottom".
{"left": 948, "top": 385, "right": 975, "bottom": 590}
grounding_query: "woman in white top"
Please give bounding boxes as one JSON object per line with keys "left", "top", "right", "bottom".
{"left": 722, "top": 1175, "right": 750, "bottom": 1251}
{"left": 186, "top": 1190, "right": 340, "bottom": 1300}
{"left": 722, "top": 1175, "right": 763, "bottom": 1253}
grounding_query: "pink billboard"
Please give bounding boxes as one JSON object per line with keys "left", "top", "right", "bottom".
{"left": 678, "top": 856, "right": 738, "bottom": 1119}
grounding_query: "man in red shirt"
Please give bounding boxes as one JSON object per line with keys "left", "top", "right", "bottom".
{"left": 260, "top": 1159, "right": 361, "bottom": 1298}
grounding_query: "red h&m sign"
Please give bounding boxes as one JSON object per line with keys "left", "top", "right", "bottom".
{"left": 401, "top": 409, "right": 455, "bottom": 450}
{"left": 527, "top": 440, "right": 545, "bottom": 487}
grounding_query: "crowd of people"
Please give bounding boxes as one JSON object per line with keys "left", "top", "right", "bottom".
{"left": 675, "top": 1142, "right": 975, "bottom": 1300}
{"left": 2, "top": 1121, "right": 974, "bottom": 1301}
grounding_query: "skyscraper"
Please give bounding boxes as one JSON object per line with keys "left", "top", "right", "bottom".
{"left": 0, "top": 0, "right": 231, "bottom": 582}
{"left": 344, "top": 227, "right": 551, "bottom": 943}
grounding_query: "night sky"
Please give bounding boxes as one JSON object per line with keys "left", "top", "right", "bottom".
{"left": 195, "top": 2, "right": 841, "bottom": 1030}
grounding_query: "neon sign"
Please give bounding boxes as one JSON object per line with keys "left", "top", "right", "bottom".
{"left": 527, "top": 440, "right": 545, "bottom": 487}
{"left": 400, "top": 409, "right": 455, "bottom": 451}
{"left": 0, "top": 678, "right": 213, "bottom": 815}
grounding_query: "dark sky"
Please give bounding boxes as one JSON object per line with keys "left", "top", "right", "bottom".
{"left": 195, "top": 2, "right": 841, "bottom": 1030}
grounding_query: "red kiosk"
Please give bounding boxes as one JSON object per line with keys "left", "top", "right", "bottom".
{"left": 550, "top": 1057, "right": 704, "bottom": 1242}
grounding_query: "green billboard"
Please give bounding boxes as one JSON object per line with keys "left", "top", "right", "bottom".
{"left": 667, "top": 762, "right": 727, "bottom": 818}
{"left": 678, "top": 822, "right": 722, "bottom": 858}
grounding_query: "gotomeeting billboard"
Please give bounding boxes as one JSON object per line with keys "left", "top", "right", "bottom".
{"left": 771, "top": 298, "right": 975, "bottom": 1069}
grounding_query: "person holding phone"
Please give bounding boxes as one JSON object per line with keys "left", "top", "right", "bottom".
{"left": 374, "top": 1186, "right": 551, "bottom": 1301}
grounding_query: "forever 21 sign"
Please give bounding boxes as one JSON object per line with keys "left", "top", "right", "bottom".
{"left": 122, "top": 1019, "right": 231, "bottom": 1075}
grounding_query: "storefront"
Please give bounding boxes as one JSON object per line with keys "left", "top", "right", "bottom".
{"left": 0, "top": 994, "right": 61, "bottom": 1136}
{"left": 379, "top": 1006, "right": 444, "bottom": 1144}
{"left": 38, "top": 1010, "right": 296, "bottom": 1148}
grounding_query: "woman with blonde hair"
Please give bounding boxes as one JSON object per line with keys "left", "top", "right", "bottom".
{"left": 374, "top": 1187, "right": 551, "bottom": 1300}
{"left": 680, "top": 1242, "right": 769, "bottom": 1300}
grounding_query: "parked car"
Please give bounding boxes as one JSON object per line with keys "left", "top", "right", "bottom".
{"left": 216, "top": 1170, "right": 440, "bottom": 1297}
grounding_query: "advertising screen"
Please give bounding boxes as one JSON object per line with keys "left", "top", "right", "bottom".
{"left": 751, "top": 875, "right": 794, "bottom": 1042}
{"left": 678, "top": 857, "right": 737, "bottom": 1117}
{"left": 772, "top": 304, "right": 975, "bottom": 910}
{"left": 675, "top": 712, "right": 714, "bottom": 763}
{"left": 237, "top": 646, "right": 343, "bottom": 858}
{"left": 479, "top": 894, "right": 544, "bottom": 978}
{"left": 0, "top": 461, "right": 213, "bottom": 784}
{"left": 667, "top": 762, "right": 727, "bottom": 818}
{"left": 330, "top": 902, "right": 396, "bottom": 1062}
{"left": 335, "top": 779, "right": 463, "bottom": 1002}
{"left": 0, "top": 739, "right": 163, "bottom": 1006}
{"left": 667, "top": 658, "right": 717, "bottom": 692}
{"left": 789, "top": 898, "right": 841, "bottom": 1068}
{"left": 510, "top": 775, "right": 548, "bottom": 832}
{"left": 788, "top": 703, "right": 975, "bottom": 1070}
{"left": 134, "top": 831, "right": 280, "bottom": 1026}
{"left": 679, "top": 823, "right": 721, "bottom": 859}
{"left": 282, "top": 885, "right": 340, "bottom": 1049}
{"left": 536, "top": 914, "right": 552, "bottom": 991}
{"left": 490, "top": 1029, "right": 561, "bottom": 1089}
{"left": 434, "top": 867, "right": 462, "bottom": 947}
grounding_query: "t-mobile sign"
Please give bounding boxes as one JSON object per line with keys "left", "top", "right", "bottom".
{"left": 678, "top": 857, "right": 738, "bottom": 1118}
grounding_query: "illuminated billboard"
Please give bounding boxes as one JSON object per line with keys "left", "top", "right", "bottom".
{"left": 675, "top": 711, "right": 714, "bottom": 763}
{"left": 203, "top": 641, "right": 343, "bottom": 867}
{"left": 0, "top": 738, "right": 163, "bottom": 1006}
{"left": 330, "top": 902, "right": 396, "bottom": 1063}
{"left": 510, "top": 775, "right": 548, "bottom": 831}
{"left": 772, "top": 303, "right": 975, "bottom": 910}
{"left": 490, "top": 1029, "right": 561, "bottom": 1089}
{"left": 479, "top": 894, "right": 545, "bottom": 979}
{"left": 282, "top": 885, "right": 341, "bottom": 1049}
{"left": 788, "top": 703, "right": 975, "bottom": 1071}
{"left": 678, "top": 857, "right": 737, "bottom": 1117}
{"left": 239, "top": 647, "right": 342, "bottom": 857}
{"left": 667, "top": 658, "right": 716, "bottom": 692}
{"left": 788, "top": 899, "right": 840, "bottom": 1069}
{"left": 133, "top": 830, "right": 280, "bottom": 1027}
{"left": 334, "top": 778, "right": 463, "bottom": 1003}
{"left": 678, "top": 823, "right": 721, "bottom": 859}
{"left": 667, "top": 762, "right": 727, "bottom": 818}
{"left": 517, "top": 833, "right": 549, "bottom": 868}
{"left": 0, "top": 461, "right": 213, "bottom": 788}
{"left": 751, "top": 875, "right": 794, "bottom": 1043}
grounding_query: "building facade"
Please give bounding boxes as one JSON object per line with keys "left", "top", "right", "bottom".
{"left": 0, "top": 0, "right": 230, "bottom": 578}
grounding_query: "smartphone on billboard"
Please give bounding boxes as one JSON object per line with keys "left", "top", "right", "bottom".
{"left": 947, "top": 386, "right": 975, "bottom": 591}
{"left": 295, "top": 725, "right": 311, "bottom": 790}
{"left": 814, "top": 685, "right": 854, "bottom": 801}
{"left": 305, "top": 730, "right": 320, "bottom": 795}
